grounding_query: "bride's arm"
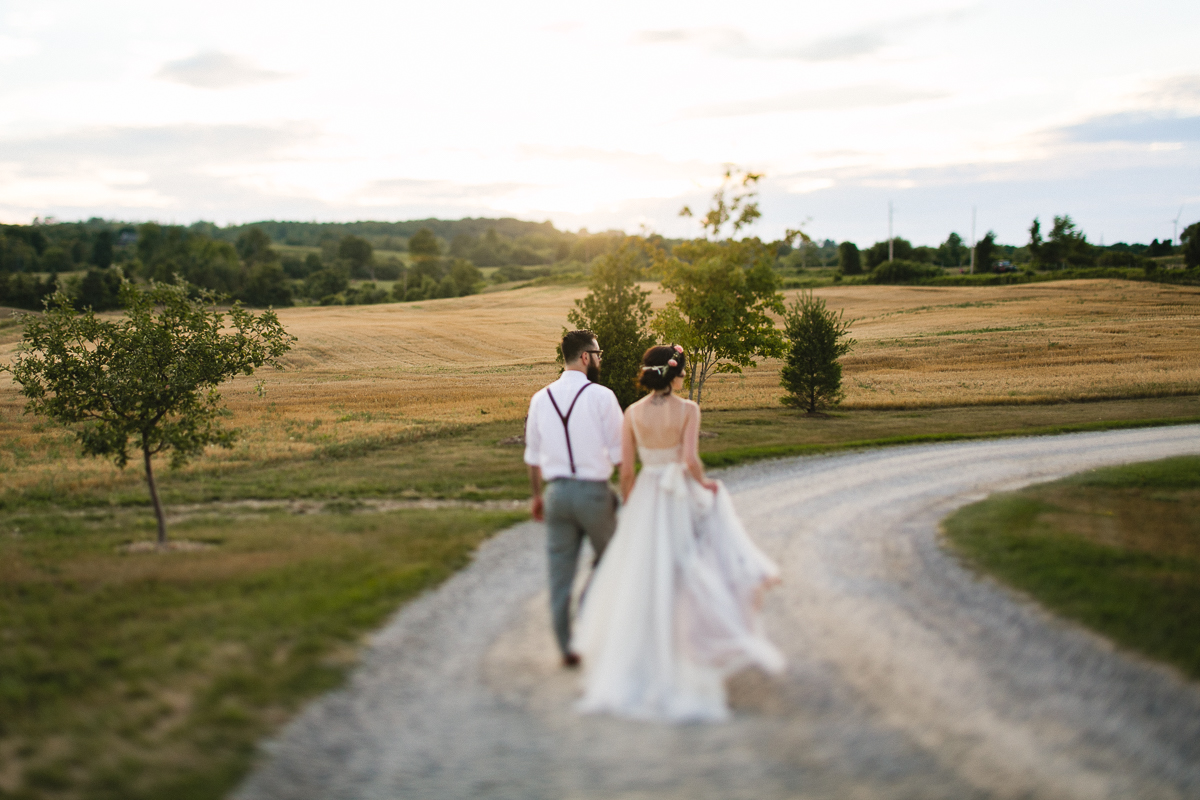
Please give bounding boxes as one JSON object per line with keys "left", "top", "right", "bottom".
{"left": 682, "top": 402, "right": 717, "bottom": 492}
{"left": 619, "top": 410, "right": 637, "bottom": 500}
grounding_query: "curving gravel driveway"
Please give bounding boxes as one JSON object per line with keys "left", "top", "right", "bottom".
{"left": 236, "top": 426, "right": 1200, "bottom": 800}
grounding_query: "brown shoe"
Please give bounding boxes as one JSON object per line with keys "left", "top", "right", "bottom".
{"left": 562, "top": 652, "right": 581, "bottom": 669}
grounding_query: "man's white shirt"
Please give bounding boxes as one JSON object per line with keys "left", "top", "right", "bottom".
{"left": 524, "top": 370, "right": 623, "bottom": 482}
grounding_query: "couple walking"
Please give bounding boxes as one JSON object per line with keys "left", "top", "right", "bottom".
{"left": 524, "top": 330, "right": 783, "bottom": 723}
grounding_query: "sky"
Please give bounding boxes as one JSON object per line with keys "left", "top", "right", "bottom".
{"left": 2, "top": 0, "right": 1199, "bottom": 247}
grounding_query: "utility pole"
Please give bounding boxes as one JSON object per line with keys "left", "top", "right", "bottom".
{"left": 888, "top": 201, "right": 894, "bottom": 263}
{"left": 969, "top": 206, "right": 977, "bottom": 275}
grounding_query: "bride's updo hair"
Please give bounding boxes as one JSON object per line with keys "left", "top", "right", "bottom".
{"left": 639, "top": 345, "right": 686, "bottom": 392}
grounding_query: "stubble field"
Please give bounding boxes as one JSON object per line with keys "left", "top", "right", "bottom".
{"left": 3, "top": 278, "right": 1199, "bottom": 496}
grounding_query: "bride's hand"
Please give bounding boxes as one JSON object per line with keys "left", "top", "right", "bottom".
{"left": 701, "top": 478, "right": 718, "bottom": 494}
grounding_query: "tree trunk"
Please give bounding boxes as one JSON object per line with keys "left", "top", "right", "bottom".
{"left": 142, "top": 446, "right": 168, "bottom": 546}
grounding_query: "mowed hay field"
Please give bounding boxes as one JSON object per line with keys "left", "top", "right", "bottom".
{"left": 1, "top": 279, "right": 1199, "bottom": 493}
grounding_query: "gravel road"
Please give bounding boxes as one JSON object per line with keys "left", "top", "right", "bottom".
{"left": 236, "top": 426, "right": 1200, "bottom": 800}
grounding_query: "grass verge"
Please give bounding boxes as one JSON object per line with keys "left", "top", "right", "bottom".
{"left": 942, "top": 455, "right": 1200, "bottom": 679}
{"left": 0, "top": 508, "right": 524, "bottom": 800}
{"left": 2, "top": 396, "right": 1198, "bottom": 513}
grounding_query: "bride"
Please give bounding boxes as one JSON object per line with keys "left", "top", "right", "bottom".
{"left": 571, "top": 345, "right": 784, "bottom": 722}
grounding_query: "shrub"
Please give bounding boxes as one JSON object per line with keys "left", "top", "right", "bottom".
{"left": 867, "top": 259, "right": 941, "bottom": 284}
{"left": 77, "top": 268, "right": 124, "bottom": 311}
{"left": 303, "top": 268, "right": 349, "bottom": 301}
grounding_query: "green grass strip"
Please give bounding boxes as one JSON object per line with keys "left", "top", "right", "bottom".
{"left": 943, "top": 456, "right": 1200, "bottom": 680}
{"left": 701, "top": 415, "right": 1200, "bottom": 468}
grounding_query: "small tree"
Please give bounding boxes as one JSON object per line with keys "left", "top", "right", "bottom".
{"left": 974, "top": 231, "right": 997, "bottom": 273}
{"left": 407, "top": 228, "right": 441, "bottom": 257}
{"left": 780, "top": 290, "right": 855, "bottom": 414}
{"left": 1181, "top": 221, "right": 1200, "bottom": 269}
{"left": 837, "top": 241, "right": 862, "bottom": 275}
{"left": 652, "top": 238, "right": 785, "bottom": 404}
{"left": 338, "top": 235, "right": 375, "bottom": 279}
{"left": 5, "top": 280, "right": 294, "bottom": 546}
{"left": 567, "top": 240, "right": 655, "bottom": 408}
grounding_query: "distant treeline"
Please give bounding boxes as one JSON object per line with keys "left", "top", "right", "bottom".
{"left": 0, "top": 217, "right": 638, "bottom": 310}
{"left": 2, "top": 213, "right": 1197, "bottom": 311}
{"left": 776, "top": 218, "right": 1191, "bottom": 275}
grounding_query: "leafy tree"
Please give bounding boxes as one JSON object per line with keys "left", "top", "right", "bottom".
{"left": 40, "top": 246, "right": 72, "bottom": 273}
{"left": 1181, "top": 222, "right": 1200, "bottom": 269}
{"left": 864, "top": 237, "right": 914, "bottom": 269}
{"left": 1, "top": 231, "right": 39, "bottom": 272}
{"left": 5, "top": 281, "right": 294, "bottom": 545}
{"left": 408, "top": 228, "right": 441, "bottom": 257}
{"left": 235, "top": 226, "right": 276, "bottom": 265}
{"left": 974, "top": 231, "right": 997, "bottom": 272}
{"left": 679, "top": 166, "right": 763, "bottom": 239}
{"left": 1029, "top": 215, "right": 1095, "bottom": 268}
{"left": 567, "top": 241, "right": 656, "bottom": 408}
{"left": 652, "top": 237, "right": 785, "bottom": 404}
{"left": 398, "top": 274, "right": 439, "bottom": 302}
{"left": 77, "top": 268, "right": 124, "bottom": 311}
{"left": 449, "top": 232, "right": 477, "bottom": 258}
{"left": 0, "top": 273, "right": 56, "bottom": 310}
{"left": 374, "top": 257, "right": 404, "bottom": 281}
{"left": 448, "top": 258, "right": 482, "bottom": 295}
{"left": 338, "top": 235, "right": 375, "bottom": 279}
{"left": 471, "top": 229, "right": 508, "bottom": 266}
{"left": 866, "top": 259, "right": 940, "bottom": 284}
{"left": 304, "top": 268, "right": 349, "bottom": 302}
{"left": 937, "top": 232, "right": 967, "bottom": 267}
{"left": 780, "top": 291, "right": 855, "bottom": 413}
{"left": 239, "top": 261, "right": 293, "bottom": 307}
{"left": 837, "top": 241, "right": 862, "bottom": 275}
{"left": 91, "top": 230, "right": 114, "bottom": 268}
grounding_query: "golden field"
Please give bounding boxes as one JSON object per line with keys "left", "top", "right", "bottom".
{"left": 2, "top": 279, "right": 1199, "bottom": 491}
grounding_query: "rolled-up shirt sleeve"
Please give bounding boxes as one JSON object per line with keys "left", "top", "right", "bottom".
{"left": 603, "top": 392, "right": 624, "bottom": 464}
{"left": 523, "top": 394, "right": 542, "bottom": 467}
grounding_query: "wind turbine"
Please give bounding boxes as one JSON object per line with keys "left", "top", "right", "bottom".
{"left": 1172, "top": 205, "right": 1185, "bottom": 242}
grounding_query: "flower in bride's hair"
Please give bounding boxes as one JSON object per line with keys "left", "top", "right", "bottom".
{"left": 673, "top": 344, "right": 684, "bottom": 354}
{"left": 667, "top": 359, "right": 677, "bottom": 367}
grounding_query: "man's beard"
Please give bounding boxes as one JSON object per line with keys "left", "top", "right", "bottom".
{"left": 586, "top": 363, "right": 601, "bottom": 382}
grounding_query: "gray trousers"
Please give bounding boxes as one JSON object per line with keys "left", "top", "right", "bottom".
{"left": 544, "top": 478, "right": 618, "bottom": 656}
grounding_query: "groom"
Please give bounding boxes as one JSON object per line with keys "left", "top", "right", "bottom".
{"left": 524, "top": 330, "right": 624, "bottom": 667}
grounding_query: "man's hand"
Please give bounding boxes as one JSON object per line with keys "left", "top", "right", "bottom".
{"left": 528, "top": 466, "right": 545, "bottom": 521}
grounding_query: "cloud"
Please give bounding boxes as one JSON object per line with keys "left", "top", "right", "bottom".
{"left": 155, "top": 51, "right": 292, "bottom": 89}
{"left": 0, "top": 123, "right": 321, "bottom": 221}
{"left": 0, "top": 123, "right": 315, "bottom": 176}
{"left": 1058, "top": 113, "right": 1200, "bottom": 144}
{"left": 634, "top": 29, "right": 691, "bottom": 44}
{"left": 683, "top": 84, "right": 946, "bottom": 118}
{"left": 783, "top": 32, "right": 886, "bottom": 61}
{"left": 635, "top": 10, "right": 970, "bottom": 62}
{"left": 1142, "top": 74, "right": 1200, "bottom": 107}
{"left": 0, "top": 34, "right": 39, "bottom": 62}
{"left": 356, "top": 178, "right": 532, "bottom": 203}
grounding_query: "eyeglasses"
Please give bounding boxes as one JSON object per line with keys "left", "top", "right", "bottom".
{"left": 583, "top": 349, "right": 603, "bottom": 358}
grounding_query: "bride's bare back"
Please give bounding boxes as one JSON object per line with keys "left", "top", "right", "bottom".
{"left": 619, "top": 392, "right": 711, "bottom": 498}
{"left": 628, "top": 393, "right": 695, "bottom": 450}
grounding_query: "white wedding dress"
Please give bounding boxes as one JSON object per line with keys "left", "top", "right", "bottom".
{"left": 571, "top": 400, "right": 784, "bottom": 722}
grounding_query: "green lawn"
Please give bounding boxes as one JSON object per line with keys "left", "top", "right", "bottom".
{"left": 0, "top": 507, "right": 524, "bottom": 800}
{"left": 943, "top": 455, "right": 1200, "bottom": 679}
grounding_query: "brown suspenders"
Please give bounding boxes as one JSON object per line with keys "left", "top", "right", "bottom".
{"left": 545, "top": 382, "right": 592, "bottom": 475}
